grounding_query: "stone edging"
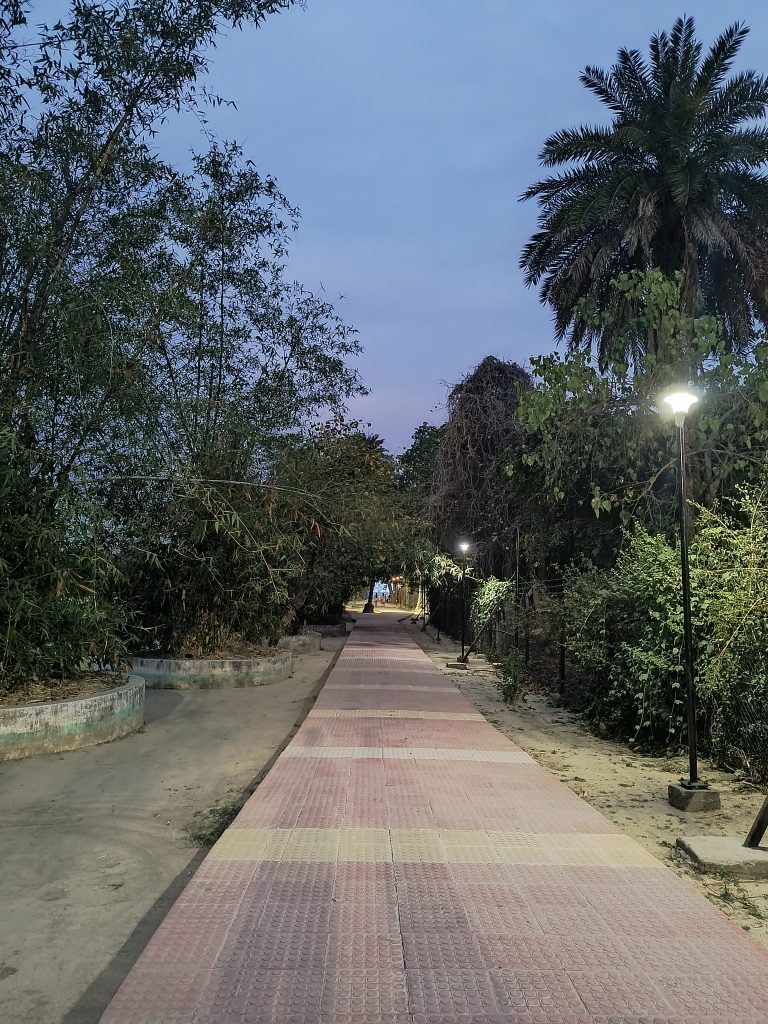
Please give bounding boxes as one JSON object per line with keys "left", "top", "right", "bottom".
{"left": 278, "top": 631, "right": 322, "bottom": 654}
{"left": 302, "top": 623, "right": 348, "bottom": 637}
{"left": 129, "top": 651, "right": 293, "bottom": 689}
{"left": 0, "top": 675, "right": 145, "bottom": 762}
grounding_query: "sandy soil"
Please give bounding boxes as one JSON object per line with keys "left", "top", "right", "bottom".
{"left": 0, "top": 635, "right": 346, "bottom": 1024}
{"left": 405, "top": 617, "right": 768, "bottom": 951}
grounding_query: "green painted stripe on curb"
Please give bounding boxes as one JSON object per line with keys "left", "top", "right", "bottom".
{"left": 0, "top": 701, "right": 142, "bottom": 747}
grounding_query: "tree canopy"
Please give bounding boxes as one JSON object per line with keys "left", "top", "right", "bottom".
{"left": 521, "top": 16, "right": 768, "bottom": 365}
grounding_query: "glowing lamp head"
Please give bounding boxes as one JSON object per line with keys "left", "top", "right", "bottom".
{"left": 662, "top": 389, "right": 699, "bottom": 424}
{"left": 458, "top": 541, "right": 470, "bottom": 554}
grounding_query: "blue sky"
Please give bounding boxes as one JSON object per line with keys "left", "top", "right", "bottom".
{"left": 81, "top": 3, "right": 768, "bottom": 450}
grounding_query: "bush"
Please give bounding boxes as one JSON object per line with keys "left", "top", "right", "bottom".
{"left": 495, "top": 650, "right": 527, "bottom": 705}
{"left": 470, "top": 577, "right": 517, "bottom": 660}
{"left": 0, "top": 432, "right": 126, "bottom": 692}
{"left": 562, "top": 489, "right": 768, "bottom": 776}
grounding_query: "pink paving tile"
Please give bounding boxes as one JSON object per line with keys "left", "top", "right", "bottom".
{"left": 332, "top": 861, "right": 398, "bottom": 902}
{"left": 99, "top": 613, "right": 768, "bottom": 1024}
{"left": 320, "top": 969, "right": 409, "bottom": 1019}
{"left": 100, "top": 966, "right": 223, "bottom": 1016}
{"left": 205, "top": 966, "right": 327, "bottom": 1020}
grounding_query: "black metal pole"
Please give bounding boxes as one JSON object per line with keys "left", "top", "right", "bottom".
{"left": 460, "top": 558, "right": 466, "bottom": 661}
{"left": 677, "top": 416, "right": 700, "bottom": 787}
{"left": 558, "top": 621, "right": 566, "bottom": 694}
{"left": 745, "top": 796, "right": 768, "bottom": 849}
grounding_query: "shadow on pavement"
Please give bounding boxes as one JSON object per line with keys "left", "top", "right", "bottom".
{"left": 61, "top": 846, "right": 207, "bottom": 1024}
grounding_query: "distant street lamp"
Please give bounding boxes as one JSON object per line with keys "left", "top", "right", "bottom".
{"left": 661, "top": 389, "right": 708, "bottom": 792}
{"left": 458, "top": 541, "right": 470, "bottom": 661}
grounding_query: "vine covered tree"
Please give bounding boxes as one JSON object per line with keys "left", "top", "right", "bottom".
{"left": 521, "top": 16, "right": 768, "bottom": 364}
{"left": 428, "top": 356, "right": 531, "bottom": 576}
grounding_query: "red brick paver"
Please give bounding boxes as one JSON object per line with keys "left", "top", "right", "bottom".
{"left": 100, "top": 614, "right": 768, "bottom": 1023}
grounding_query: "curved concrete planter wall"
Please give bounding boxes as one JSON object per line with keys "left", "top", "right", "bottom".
{"left": 278, "top": 631, "right": 322, "bottom": 654}
{"left": 0, "top": 676, "right": 145, "bottom": 762}
{"left": 130, "top": 651, "right": 292, "bottom": 689}
{"left": 303, "top": 623, "right": 348, "bottom": 637}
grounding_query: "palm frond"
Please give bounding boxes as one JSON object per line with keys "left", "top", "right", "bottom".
{"left": 613, "top": 48, "right": 652, "bottom": 113}
{"left": 521, "top": 15, "right": 768, "bottom": 362}
{"left": 538, "top": 125, "right": 617, "bottom": 166}
{"left": 580, "top": 65, "right": 624, "bottom": 113}
{"left": 694, "top": 21, "right": 749, "bottom": 98}
{"left": 706, "top": 71, "right": 768, "bottom": 128}
{"left": 670, "top": 16, "right": 701, "bottom": 90}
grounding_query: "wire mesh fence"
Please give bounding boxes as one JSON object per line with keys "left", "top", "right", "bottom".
{"left": 428, "top": 574, "right": 768, "bottom": 782}
{"left": 713, "top": 691, "right": 768, "bottom": 783}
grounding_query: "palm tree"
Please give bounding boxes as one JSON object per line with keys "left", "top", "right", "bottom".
{"left": 521, "top": 16, "right": 768, "bottom": 365}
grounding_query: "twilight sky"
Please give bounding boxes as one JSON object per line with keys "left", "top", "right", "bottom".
{"left": 162, "top": 1, "right": 768, "bottom": 451}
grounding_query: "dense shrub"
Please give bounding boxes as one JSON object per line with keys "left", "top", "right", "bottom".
{"left": 563, "top": 490, "right": 768, "bottom": 776}
{"left": 470, "top": 577, "right": 518, "bottom": 661}
{"left": 0, "top": 432, "right": 126, "bottom": 690}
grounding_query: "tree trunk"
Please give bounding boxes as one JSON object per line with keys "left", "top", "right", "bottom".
{"left": 362, "top": 578, "right": 375, "bottom": 613}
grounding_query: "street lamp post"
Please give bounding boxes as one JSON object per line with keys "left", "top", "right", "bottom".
{"left": 661, "top": 390, "right": 719, "bottom": 810}
{"left": 458, "top": 541, "right": 470, "bottom": 662}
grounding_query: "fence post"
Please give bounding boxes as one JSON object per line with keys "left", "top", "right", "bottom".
{"left": 745, "top": 797, "right": 768, "bottom": 849}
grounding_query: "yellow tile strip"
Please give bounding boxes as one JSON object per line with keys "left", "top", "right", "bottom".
{"left": 309, "top": 710, "right": 485, "bottom": 721}
{"left": 282, "top": 746, "right": 534, "bottom": 763}
{"left": 208, "top": 827, "right": 663, "bottom": 868}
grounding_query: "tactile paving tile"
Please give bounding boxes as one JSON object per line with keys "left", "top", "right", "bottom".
{"left": 206, "top": 965, "right": 327, "bottom": 1019}
{"left": 324, "top": 682, "right": 456, "bottom": 691}
{"left": 401, "top": 929, "right": 489, "bottom": 971}
{"left": 588, "top": 1016, "right": 764, "bottom": 1024}
{"left": 321, "top": 968, "right": 409, "bottom": 1018}
{"left": 174, "top": 860, "right": 259, "bottom": 904}
{"left": 207, "top": 827, "right": 275, "bottom": 861}
{"left": 616, "top": 933, "right": 768, "bottom": 977}
{"left": 566, "top": 968, "right": 682, "bottom": 1017}
{"left": 215, "top": 931, "right": 329, "bottom": 971}
{"left": 99, "top": 612, "right": 768, "bottom": 1024}
{"left": 651, "top": 971, "right": 768, "bottom": 1017}
{"left": 332, "top": 861, "right": 398, "bottom": 902}
{"left": 381, "top": 719, "right": 517, "bottom": 749}
{"left": 309, "top": 708, "right": 485, "bottom": 720}
{"left": 338, "top": 826, "right": 392, "bottom": 862}
{"left": 280, "top": 827, "right": 341, "bottom": 862}
{"left": 490, "top": 969, "right": 595, "bottom": 1016}
{"left": 138, "top": 918, "right": 235, "bottom": 968}
{"left": 326, "top": 933, "right": 405, "bottom": 970}
{"left": 100, "top": 966, "right": 223, "bottom": 1014}
{"left": 390, "top": 829, "right": 443, "bottom": 863}
{"left": 406, "top": 967, "right": 514, "bottom": 1018}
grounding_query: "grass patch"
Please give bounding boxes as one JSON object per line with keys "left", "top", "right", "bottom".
{"left": 185, "top": 783, "right": 257, "bottom": 847}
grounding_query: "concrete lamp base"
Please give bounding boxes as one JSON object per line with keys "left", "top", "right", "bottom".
{"left": 668, "top": 782, "right": 721, "bottom": 812}
{"left": 446, "top": 661, "right": 468, "bottom": 670}
{"left": 677, "top": 835, "right": 768, "bottom": 880}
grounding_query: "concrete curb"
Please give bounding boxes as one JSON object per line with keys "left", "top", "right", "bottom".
{"left": 0, "top": 676, "right": 145, "bottom": 761}
{"left": 130, "top": 652, "right": 292, "bottom": 689}
{"left": 677, "top": 835, "right": 768, "bottom": 879}
{"left": 302, "top": 623, "right": 348, "bottom": 637}
{"left": 278, "top": 632, "right": 322, "bottom": 654}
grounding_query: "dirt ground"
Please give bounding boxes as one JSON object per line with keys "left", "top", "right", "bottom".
{"left": 404, "top": 615, "right": 768, "bottom": 951}
{"left": 0, "top": 636, "right": 346, "bottom": 1024}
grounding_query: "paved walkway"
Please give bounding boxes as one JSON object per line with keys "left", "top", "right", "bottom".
{"left": 101, "top": 615, "right": 768, "bottom": 1024}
